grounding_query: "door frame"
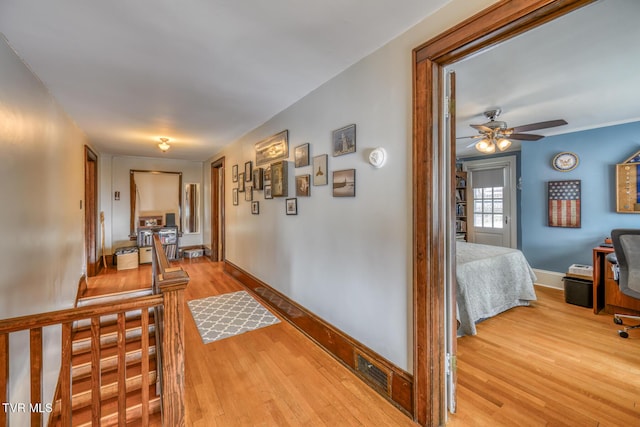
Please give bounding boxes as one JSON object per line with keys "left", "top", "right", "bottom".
{"left": 463, "top": 155, "right": 518, "bottom": 248}
{"left": 84, "top": 145, "right": 99, "bottom": 277}
{"left": 210, "top": 157, "right": 225, "bottom": 261}
{"left": 411, "top": 1, "right": 595, "bottom": 425}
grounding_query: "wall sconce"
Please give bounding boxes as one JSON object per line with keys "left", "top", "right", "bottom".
{"left": 158, "top": 137, "right": 171, "bottom": 153}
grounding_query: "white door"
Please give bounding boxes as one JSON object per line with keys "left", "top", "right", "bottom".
{"left": 464, "top": 156, "right": 517, "bottom": 248}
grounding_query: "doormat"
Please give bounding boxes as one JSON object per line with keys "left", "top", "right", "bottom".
{"left": 188, "top": 290, "right": 280, "bottom": 343}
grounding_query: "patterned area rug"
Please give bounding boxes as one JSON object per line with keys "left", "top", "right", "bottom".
{"left": 188, "top": 291, "right": 280, "bottom": 343}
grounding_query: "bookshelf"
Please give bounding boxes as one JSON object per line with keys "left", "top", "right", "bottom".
{"left": 455, "top": 169, "right": 468, "bottom": 241}
{"left": 137, "top": 226, "right": 179, "bottom": 262}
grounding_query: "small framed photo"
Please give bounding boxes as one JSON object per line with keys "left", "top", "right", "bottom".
{"left": 245, "top": 186, "right": 253, "bottom": 201}
{"left": 264, "top": 184, "right": 273, "bottom": 199}
{"left": 232, "top": 188, "right": 239, "bottom": 206}
{"left": 332, "top": 124, "right": 356, "bottom": 157}
{"left": 296, "top": 175, "right": 310, "bottom": 197}
{"left": 232, "top": 164, "right": 238, "bottom": 182}
{"left": 312, "top": 154, "right": 328, "bottom": 186}
{"left": 264, "top": 165, "right": 272, "bottom": 183}
{"left": 271, "top": 160, "right": 288, "bottom": 197}
{"left": 238, "top": 173, "right": 246, "bottom": 192}
{"left": 251, "top": 201, "right": 259, "bottom": 215}
{"left": 333, "top": 169, "right": 356, "bottom": 197}
{"left": 244, "top": 161, "right": 252, "bottom": 181}
{"left": 253, "top": 167, "right": 264, "bottom": 190}
{"left": 295, "top": 143, "right": 310, "bottom": 168}
{"left": 286, "top": 198, "right": 297, "bottom": 215}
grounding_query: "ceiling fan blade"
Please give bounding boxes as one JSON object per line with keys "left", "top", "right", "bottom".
{"left": 470, "top": 124, "right": 492, "bottom": 133}
{"left": 456, "top": 135, "right": 481, "bottom": 140}
{"left": 510, "top": 119, "right": 567, "bottom": 133}
{"left": 509, "top": 133, "right": 544, "bottom": 141}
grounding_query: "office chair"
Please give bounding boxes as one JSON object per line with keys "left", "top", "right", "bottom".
{"left": 607, "top": 229, "right": 640, "bottom": 338}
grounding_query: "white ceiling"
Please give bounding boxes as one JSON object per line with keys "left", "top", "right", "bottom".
{"left": 451, "top": 0, "right": 640, "bottom": 157}
{"left": 0, "top": 0, "right": 450, "bottom": 160}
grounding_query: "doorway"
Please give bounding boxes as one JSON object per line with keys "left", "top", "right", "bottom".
{"left": 210, "top": 158, "right": 225, "bottom": 262}
{"left": 84, "top": 146, "right": 99, "bottom": 277}
{"left": 463, "top": 156, "right": 517, "bottom": 248}
{"left": 410, "top": 1, "right": 594, "bottom": 425}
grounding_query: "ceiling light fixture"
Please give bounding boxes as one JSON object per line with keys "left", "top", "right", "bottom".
{"left": 474, "top": 133, "right": 511, "bottom": 154}
{"left": 158, "top": 137, "right": 170, "bottom": 153}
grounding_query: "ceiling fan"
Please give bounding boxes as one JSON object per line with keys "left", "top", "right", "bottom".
{"left": 460, "top": 109, "right": 567, "bottom": 154}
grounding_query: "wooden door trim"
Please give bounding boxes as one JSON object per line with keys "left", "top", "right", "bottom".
{"left": 84, "top": 146, "right": 99, "bottom": 277}
{"left": 211, "top": 157, "right": 225, "bottom": 261}
{"left": 411, "top": 0, "right": 595, "bottom": 425}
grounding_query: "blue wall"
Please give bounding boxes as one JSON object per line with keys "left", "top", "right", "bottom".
{"left": 521, "top": 121, "right": 640, "bottom": 272}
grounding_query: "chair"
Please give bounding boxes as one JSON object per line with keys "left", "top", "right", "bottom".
{"left": 607, "top": 229, "right": 640, "bottom": 338}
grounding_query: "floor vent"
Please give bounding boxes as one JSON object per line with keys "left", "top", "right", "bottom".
{"left": 356, "top": 352, "right": 390, "bottom": 394}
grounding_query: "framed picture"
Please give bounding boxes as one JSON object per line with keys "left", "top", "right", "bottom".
{"left": 332, "top": 124, "right": 356, "bottom": 156}
{"left": 232, "top": 164, "right": 238, "bottom": 182}
{"left": 253, "top": 167, "right": 264, "bottom": 190}
{"left": 333, "top": 169, "right": 356, "bottom": 197}
{"left": 296, "top": 175, "right": 310, "bottom": 197}
{"left": 238, "top": 173, "right": 245, "bottom": 192}
{"left": 616, "top": 163, "right": 640, "bottom": 213}
{"left": 271, "top": 160, "right": 288, "bottom": 197}
{"left": 264, "top": 165, "right": 272, "bottom": 183}
{"left": 232, "top": 188, "right": 239, "bottom": 206}
{"left": 312, "top": 154, "right": 328, "bottom": 186}
{"left": 251, "top": 201, "right": 259, "bottom": 215}
{"left": 264, "top": 184, "right": 273, "bottom": 199}
{"left": 286, "top": 198, "right": 297, "bottom": 215}
{"left": 255, "top": 130, "right": 289, "bottom": 166}
{"left": 244, "top": 161, "right": 252, "bottom": 181}
{"left": 245, "top": 186, "right": 253, "bottom": 202}
{"left": 295, "top": 143, "right": 310, "bottom": 168}
{"left": 548, "top": 180, "right": 581, "bottom": 227}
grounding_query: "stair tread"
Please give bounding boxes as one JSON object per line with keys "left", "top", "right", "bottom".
{"left": 50, "top": 386, "right": 160, "bottom": 427}
{"left": 72, "top": 335, "right": 156, "bottom": 366}
{"left": 73, "top": 314, "right": 155, "bottom": 340}
{"left": 70, "top": 359, "right": 158, "bottom": 395}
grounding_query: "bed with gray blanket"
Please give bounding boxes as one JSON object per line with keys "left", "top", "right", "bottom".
{"left": 456, "top": 242, "right": 537, "bottom": 336}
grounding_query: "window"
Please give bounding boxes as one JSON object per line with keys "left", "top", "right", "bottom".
{"left": 473, "top": 186, "right": 503, "bottom": 229}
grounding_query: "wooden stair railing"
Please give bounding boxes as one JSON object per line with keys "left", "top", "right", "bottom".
{"left": 0, "top": 234, "right": 189, "bottom": 427}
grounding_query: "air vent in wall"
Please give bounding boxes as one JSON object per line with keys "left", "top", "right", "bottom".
{"left": 356, "top": 352, "right": 390, "bottom": 395}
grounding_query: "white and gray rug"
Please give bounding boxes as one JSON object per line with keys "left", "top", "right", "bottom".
{"left": 188, "top": 290, "right": 280, "bottom": 343}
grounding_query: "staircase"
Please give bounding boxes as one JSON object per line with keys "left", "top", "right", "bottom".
{"left": 49, "top": 290, "right": 162, "bottom": 426}
{"left": 0, "top": 234, "right": 188, "bottom": 427}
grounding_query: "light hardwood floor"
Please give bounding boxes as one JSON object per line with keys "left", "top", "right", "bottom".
{"left": 88, "top": 260, "right": 640, "bottom": 426}
{"left": 88, "top": 259, "right": 415, "bottom": 426}
{"left": 448, "top": 285, "right": 640, "bottom": 427}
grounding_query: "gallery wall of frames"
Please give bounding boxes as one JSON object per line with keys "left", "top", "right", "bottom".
{"left": 231, "top": 125, "right": 358, "bottom": 216}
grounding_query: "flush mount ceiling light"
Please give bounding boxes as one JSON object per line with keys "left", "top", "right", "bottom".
{"left": 158, "top": 137, "right": 170, "bottom": 153}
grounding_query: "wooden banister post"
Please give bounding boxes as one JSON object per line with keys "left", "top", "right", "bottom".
{"left": 158, "top": 278, "right": 189, "bottom": 427}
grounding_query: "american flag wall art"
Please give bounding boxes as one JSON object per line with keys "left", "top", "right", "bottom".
{"left": 548, "top": 180, "right": 581, "bottom": 228}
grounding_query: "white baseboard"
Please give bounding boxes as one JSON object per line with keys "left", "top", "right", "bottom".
{"left": 532, "top": 269, "right": 565, "bottom": 290}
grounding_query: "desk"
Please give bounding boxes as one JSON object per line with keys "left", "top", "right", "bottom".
{"left": 592, "top": 246, "right": 614, "bottom": 314}
{"left": 592, "top": 246, "right": 640, "bottom": 315}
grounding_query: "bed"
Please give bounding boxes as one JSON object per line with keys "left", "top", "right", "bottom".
{"left": 456, "top": 241, "right": 537, "bottom": 336}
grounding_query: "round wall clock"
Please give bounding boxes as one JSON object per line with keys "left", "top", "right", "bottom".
{"left": 552, "top": 152, "right": 579, "bottom": 171}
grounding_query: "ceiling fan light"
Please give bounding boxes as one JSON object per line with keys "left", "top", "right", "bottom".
{"left": 475, "top": 138, "right": 490, "bottom": 151}
{"left": 475, "top": 138, "right": 496, "bottom": 154}
{"left": 496, "top": 138, "right": 511, "bottom": 151}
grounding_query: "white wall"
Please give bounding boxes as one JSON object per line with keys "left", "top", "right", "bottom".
{"left": 0, "top": 34, "right": 88, "bottom": 424}
{"left": 205, "top": 0, "right": 498, "bottom": 372}
{"left": 100, "top": 154, "right": 205, "bottom": 253}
